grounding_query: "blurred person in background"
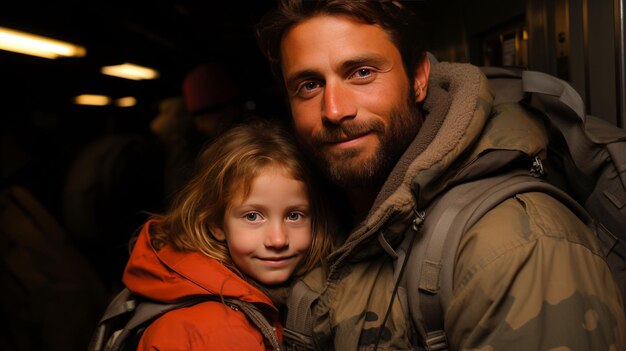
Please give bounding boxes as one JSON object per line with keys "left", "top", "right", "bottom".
{"left": 161, "top": 61, "right": 249, "bottom": 202}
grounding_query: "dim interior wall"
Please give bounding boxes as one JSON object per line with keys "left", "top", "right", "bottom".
{"left": 424, "top": 0, "right": 526, "bottom": 64}
{"left": 423, "top": 0, "right": 623, "bottom": 128}
{"left": 587, "top": 0, "right": 618, "bottom": 125}
{"left": 568, "top": 0, "right": 586, "bottom": 106}
{"left": 419, "top": 0, "right": 468, "bottom": 63}
{"left": 618, "top": 0, "right": 626, "bottom": 128}
{"left": 463, "top": 0, "right": 527, "bottom": 67}
{"left": 528, "top": 0, "right": 555, "bottom": 73}
{"left": 531, "top": 0, "right": 620, "bottom": 126}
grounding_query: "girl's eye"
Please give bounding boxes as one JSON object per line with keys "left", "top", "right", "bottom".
{"left": 244, "top": 212, "right": 261, "bottom": 222}
{"left": 286, "top": 212, "right": 304, "bottom": 221}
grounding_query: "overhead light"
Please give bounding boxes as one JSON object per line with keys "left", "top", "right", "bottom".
{"left": 0, "top": 26, "right": 86, "bottom": 59}
{"left": 116, "top": 96, "right": 137, "bottom": 107}
{"left": 74, "top": 94, "right": 111, "bottom": 106}
{"left": 101, "top": 63, "right": 159, "bottom": 80}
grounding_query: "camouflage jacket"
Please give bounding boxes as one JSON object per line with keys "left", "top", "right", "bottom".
{"left": 295, "top": 62, "right": 626, "bottom": 350}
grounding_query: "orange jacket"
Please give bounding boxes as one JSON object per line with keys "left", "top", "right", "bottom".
{"left": 123, "top": 220, "right": 283, "bottom": 350}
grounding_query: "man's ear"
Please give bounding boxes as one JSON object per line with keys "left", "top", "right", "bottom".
{"left": 210, "top": 226, "right": 226, "bottom": 242}
{"left": 413, "top": 56, "right": 431, "bottom": 103}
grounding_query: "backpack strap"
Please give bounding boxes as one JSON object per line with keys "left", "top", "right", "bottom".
{"left": 227, "top": 299, "right": 282, "bottom": 351}
{"left": 89, "top": 288, "right": 139, "bottom": 351}
{"left": 90, "top": 288, "right": 281, "bottom": 351}
{"left": 283, "top": 280, "right": 320, "bottom": 350}
{"left": 522, "top": 70, "right": 586, "bottom": 122}
{"left": 101, "top": 291, "right": 221, "bottom": 351}
{"left": 406, "top": 168, "right": 588, "bottom": 351}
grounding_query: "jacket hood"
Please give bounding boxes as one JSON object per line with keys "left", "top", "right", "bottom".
{"left": 123, "top": 220, "right": 276, "bottom": 310}
{"left": 374, "top": 63, "right": 492, "bottom": 214}
{"left": 329, "top": 62, "right": 549, "bottom": 266}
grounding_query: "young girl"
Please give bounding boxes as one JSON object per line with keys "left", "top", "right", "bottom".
{"left": 122, "top": 119, "right": 334, "bottom": 350}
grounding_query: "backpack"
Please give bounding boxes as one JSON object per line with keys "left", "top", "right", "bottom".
{"left": 88, "top": 287, "right": 282, "bottom": 351}
{"left": 283, "top": 67, "right": 626, "bottom": 351}
{"left": 399, "top": 67, "right": 626, "bottom": 351}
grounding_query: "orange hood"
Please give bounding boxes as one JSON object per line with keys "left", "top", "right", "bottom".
{"left": 123, "top": 220, "right": 276, "bottom": 310}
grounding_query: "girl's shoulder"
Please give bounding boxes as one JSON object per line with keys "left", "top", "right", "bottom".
{"left": 138, "top": 300, "right": 267, "bottom": 350}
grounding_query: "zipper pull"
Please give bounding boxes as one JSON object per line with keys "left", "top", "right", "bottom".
{"left": 411, "top": 210, "right": 426, "bottom": 232}
{"left": 530, "top": 156, "right": 544, "bottom": 177}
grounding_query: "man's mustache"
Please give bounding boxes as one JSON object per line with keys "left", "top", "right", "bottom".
{"left": 312, "top": 120, "right": 385, "bottom": 144}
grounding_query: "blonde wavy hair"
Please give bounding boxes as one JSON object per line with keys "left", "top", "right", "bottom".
{"left": 149, "top": 118, "right": 334, "bottom": 279}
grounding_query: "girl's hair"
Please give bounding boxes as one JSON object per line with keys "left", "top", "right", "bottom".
{"left": 150, "top": 118, "right": 334, "bottom": 278}
{"left": 255, "top": 0, "right": 425, "bottom": 90}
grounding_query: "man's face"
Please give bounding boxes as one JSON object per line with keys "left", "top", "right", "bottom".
{"left": 280, "top": 15, "right": 423, "bottom": 189}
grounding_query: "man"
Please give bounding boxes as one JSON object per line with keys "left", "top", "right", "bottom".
{"left": 256, "top": 1, "right": 626, "bottom": 350}
{"left": 163, "top": 62, "right": 247, "bottom": 200}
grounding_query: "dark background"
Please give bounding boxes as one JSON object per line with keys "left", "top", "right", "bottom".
{"left": 0, "top": 1, "right": 280, "bottom": 111}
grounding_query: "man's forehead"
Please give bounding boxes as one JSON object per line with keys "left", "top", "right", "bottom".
{"left": 280, "top": 15, "right": 398, "bottom": 77}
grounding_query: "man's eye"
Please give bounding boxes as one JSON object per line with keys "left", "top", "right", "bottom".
{"left": 348, "top": 67, "right": 377, "bottom": 84}
{"left": 303, "top": 81, "right": 319, "bottom": 91}
{"left": 294, "top": 81, "right": 322, "bottom": 98}
{"left": 354, "top": 68, "right": 371, "bottom": 78}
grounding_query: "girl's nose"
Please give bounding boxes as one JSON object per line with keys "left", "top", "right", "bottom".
{"left": 265, "top": 222, "right": 289, "bottom": 249}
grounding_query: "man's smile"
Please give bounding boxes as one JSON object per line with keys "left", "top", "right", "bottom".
{"left": 325, "top": 132, "right": 374, "bottom": 150}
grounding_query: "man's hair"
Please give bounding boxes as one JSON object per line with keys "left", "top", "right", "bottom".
{"left": 149, "top": 118, "right": 335, "bottom": 278}
{"left": 256, "top": 0, "right": 426, "bottom": 86}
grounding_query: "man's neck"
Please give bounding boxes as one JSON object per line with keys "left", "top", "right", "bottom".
{"left": 346, "top": 186, "right": 380, "bottom": 223}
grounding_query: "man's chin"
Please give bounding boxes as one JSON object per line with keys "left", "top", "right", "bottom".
{"left": 322, "top": 158, "right": 379, "bottom": 188}
{"left": 306, "top": 142, "right": 381, "bottom": 187}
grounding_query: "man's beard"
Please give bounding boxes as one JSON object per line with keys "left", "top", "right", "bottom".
{"left": 304, "top": 95, "right": 422, "bottom": 189}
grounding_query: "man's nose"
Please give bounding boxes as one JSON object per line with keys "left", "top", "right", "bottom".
{"left": 322, "top": 80, "right": 356, "bottom": 124}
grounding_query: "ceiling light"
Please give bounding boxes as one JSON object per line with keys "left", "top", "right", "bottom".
{"left": 101, "top": 63, "right": 159, "bottom": 80}
{"left": 0, "top": 26, "right": 86, "bottom": 59}
{"left": 116, "top": 96, "right": 137, "bottom": 107}
{"left": 74, "top": 94, "right": 111, "bottom": 106}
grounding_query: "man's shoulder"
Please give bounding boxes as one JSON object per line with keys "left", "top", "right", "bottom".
{"left": 465, "top": 191, "right": 598, "bottom": 243}
{"left": 447, "top": 192, "right": 625, "bottom": 350}
{"left": 454, "top": 191, "right": 603, "bottom": 285}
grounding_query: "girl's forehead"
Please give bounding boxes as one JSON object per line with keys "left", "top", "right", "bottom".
{"left": 227, "top": 167, "right": 309, "bottom": 208}
{"left": 257, "top": 163, "right": 303, "bottom": 180}
{"left": 231, "top": 164, "right": 304, "bottom": 196}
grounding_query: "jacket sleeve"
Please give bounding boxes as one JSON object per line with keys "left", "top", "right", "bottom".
{"left": 446, "top": 192, "right": 626, "bottom": 350}
{"left": 138, "top": 301, "right": 268, "bottom": 351}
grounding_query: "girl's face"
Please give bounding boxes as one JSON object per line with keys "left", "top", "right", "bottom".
{"left": 213, "top": 168, "right": 312, "bottom": 285}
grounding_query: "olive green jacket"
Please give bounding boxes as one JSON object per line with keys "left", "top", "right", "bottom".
{"left": 296, "top": 62, "right": 626, "bottom": 350}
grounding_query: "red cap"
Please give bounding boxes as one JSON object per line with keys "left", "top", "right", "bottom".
{"left": 182, "top": 62, "right": 241, "bottom": 114}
